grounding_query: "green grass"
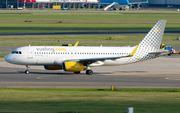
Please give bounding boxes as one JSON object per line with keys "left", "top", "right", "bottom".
{"left": 0, "top": 23, "right": 179, "bottom": 32}
{"left": 0, "top": 88, "right": 180, "bottom": 113}
{"left": 0, "top": 42, "right": 139, "bottom": 46}
{"left": 0, "top": 53, "right": 8, "bottom": 58}
{"left": 0, "top": 35, "right": 180, "bottom": 41}
{"left": 0, "top": 35, "right": 180, "bottom": 46}
{"left": 1, "top": 14, "right": 180, "bottom": 20}
{"left": 0, "top": 12, "right": 180, "bottom": 32}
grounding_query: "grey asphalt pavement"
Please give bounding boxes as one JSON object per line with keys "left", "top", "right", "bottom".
{"left": 0, "top": 57, "right": 180, "bottom": 88}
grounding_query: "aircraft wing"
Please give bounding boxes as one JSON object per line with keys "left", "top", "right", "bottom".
{"left": 65, "top": 55, "right": 131, "bottom": 64}
{"left": 64, "top": 45, "right": 138, "bottom": 64}
{"left": 64, "top": 45, "right": 139, "bottom": 64}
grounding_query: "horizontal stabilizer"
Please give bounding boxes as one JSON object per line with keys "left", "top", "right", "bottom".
{"left": 149, "top": 50, "right": 170, "bottom": 55}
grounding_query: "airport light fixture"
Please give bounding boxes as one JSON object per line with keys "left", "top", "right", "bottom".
{"left": 17, "top": 0, "right": 19, "bottom": 9}
{"left": 6, "top": 0, "right": 7, "bottom": 9}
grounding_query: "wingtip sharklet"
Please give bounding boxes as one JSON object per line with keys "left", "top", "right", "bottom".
{"left": 74, "top": 41, "right": 79, "bottom": 47}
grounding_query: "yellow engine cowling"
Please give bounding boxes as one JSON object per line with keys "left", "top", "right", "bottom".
{"left": 62, "top": 62, "right": 85, "bottom": 72}
{"left": 44, "top": 65, "right": 62, "bottom": 70}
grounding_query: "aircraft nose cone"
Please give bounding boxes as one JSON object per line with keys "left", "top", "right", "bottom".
{"left": 5, "top": 54, "right": 11, "bottom": 63}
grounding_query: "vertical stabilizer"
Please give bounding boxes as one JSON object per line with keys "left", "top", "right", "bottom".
{"left": 127, "top": 20, "right": 166, "bottom": 64}
{"left": 139, "top": 20, "right": 166, "bottom": 51}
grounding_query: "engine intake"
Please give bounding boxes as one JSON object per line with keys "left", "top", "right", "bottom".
{"left": 82, "top": 3, "right": 87, "bottom": 8}
{"left": 98, "top": 4, "right": 103, "bottom": 9}
{"left": 130, "top": 5, "right": 135, "bottom": 9}
{"left": 138, "top": 4, "right": 143, "bottom": 7}
{"left": 63, "top": 62, "right": 85, "bottom": 72}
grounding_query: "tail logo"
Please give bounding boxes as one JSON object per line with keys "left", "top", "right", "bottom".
{"left": 155, "top": 29, "right": 158, "bottom": 33}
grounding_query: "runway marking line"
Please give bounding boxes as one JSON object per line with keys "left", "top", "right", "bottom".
{"left": 165, "top": 77, "right": 180, "bottom": 80}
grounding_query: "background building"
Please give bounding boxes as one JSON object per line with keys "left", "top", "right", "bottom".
{"left": 129, "top": 0, "right": 180, "bottom": 6}
{"left": 1, "top": 0, "right": 180, "bottom": 9}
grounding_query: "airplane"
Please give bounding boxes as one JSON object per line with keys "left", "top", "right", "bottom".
{"left": 16, "top": 0, "right": 148, "bottom": 11}
{"left": 5, "top": 20, "right": 170, "bottom": 75}
{"left": 98, "top": 0, "right": 148, "bottom": 11}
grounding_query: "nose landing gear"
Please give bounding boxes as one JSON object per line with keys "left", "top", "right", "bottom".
{"left": 25, "top": 70, "right": 29, "bottom": 74}
{"left": 25, "top": 65, "right": 30, "bottom": 74}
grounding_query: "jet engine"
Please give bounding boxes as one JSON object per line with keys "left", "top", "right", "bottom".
{"left": 98, "top": 4, "right": 103, "bottom": 9}
{"left": 62, "top": 62, "right": 85, "bottom": 72}
{"left": 138, "top": 4, "right": 143, "bottom": 8}
{"left": 82, "top": 3, "right": 87, "bottom": 8}
{"left": 130, "top": 5, "right": 135, "bottom": 9}
{"left": 44, "top": 65, "right": 62, "bottom": 70}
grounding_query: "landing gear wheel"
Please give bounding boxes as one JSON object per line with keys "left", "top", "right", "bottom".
{"left": 25, "top": 65, "right": 30, "bottom": 74}
{"left": 86, "top": 70, "right": 93, "bottom": 75}
{"left": 74, "top": 71, "right": 80, "bottom": 74}
{"left": 25, "top": 70, "right": 29, "bottom": 74}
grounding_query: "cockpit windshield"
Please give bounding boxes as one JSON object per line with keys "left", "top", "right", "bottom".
{"left": 11, "top": 51, "right": 22, "bottom": 54}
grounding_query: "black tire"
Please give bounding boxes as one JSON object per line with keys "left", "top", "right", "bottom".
{"left": 86, "top": 70, "right": 93, "bottom": 75}
{"left": 25, "top": 70, "right": 29, "bottom": 74}
{"left": 168, "top": 52, "right": 172, "bottom": 56}
{"left": 74, "top": 71, "right": 80, "bottom": 74}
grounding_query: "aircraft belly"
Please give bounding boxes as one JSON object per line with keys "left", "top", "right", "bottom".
{"left": 103, "top": 58, "right": 129, "bottom": 66}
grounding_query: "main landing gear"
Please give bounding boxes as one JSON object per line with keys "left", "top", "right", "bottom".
{"left": 25, "top": 65, "right": 30, "bottom": 74}
{"left": 86, "top": 70, "right": 93, "bottom": 75}
{"left": 73, "top": 70, "right": 93, "bottom": 75}
{"left": 85, "top": 65, "right": 93, "bottom": 75}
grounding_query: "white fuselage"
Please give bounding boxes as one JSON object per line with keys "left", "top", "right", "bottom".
{"left": 5, "top": 46, "right": 137, "bottom": 66}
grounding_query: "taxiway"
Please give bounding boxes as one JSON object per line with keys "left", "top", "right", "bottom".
{"left": 0, "top": 57, "right": 180, "bottom": 88}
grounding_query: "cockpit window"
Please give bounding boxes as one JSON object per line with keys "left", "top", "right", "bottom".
{"left": 11, "top": 51, "right": 22, "bottom": 54}
{"left": 12, "top": 51, "right": 16, "bottom": 54}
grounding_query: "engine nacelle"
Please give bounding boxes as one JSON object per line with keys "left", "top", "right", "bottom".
{"left": 44, "top": 65, "right": 62, "bottom": 70}
{"left": 130, "top": 5, "right": 135, "bottom": 9}
{"left": 62, "top": 62, "right": 85, "bottom": 72}
{"left": 98, "top": 4, "right": 103, "bottom": 9}
{"left": 82, "top": 3, "right": 87, "bottom": 8}
{"left": 138, "top": 4, "right": 143, "bottom": 8}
